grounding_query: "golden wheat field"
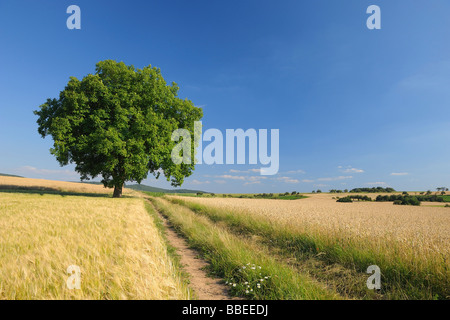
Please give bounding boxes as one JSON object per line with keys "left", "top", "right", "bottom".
{"left": 0, "top": 175, "right": 135, "bottom": 196}
{"left": 0, "top": 192, "right": 188, "bottom": 300}
{"left": 172, "top": 194, "right": 450, "bottom": 270}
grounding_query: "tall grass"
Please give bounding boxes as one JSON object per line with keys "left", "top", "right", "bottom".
{"left": 143, "top": 201, "right": 193, "bottom": 299}
{"left": 150, "top": 196, "right": 340, "bottom": 300}
{"left": 169, "top": 197, "right": 450, "bottom": 300}
{"left": 0, "top": 193, "right": 189, "bottom": 299}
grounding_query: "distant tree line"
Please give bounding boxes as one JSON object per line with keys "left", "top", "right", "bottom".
{"left": 254, "top": 193, "right": 275, "bottom": 198}
{"left": 336, "top": 195, "right": 372, "bottom": 203}
{"left": 376, "top": 194, "right": 446, "bottom": 204}
{"left": 336, "top": 197, "right": 353, "bottom": 203}
{"left": 330, "top": 187, "right": 395, "bottom": 193}
{"left": 329, "top": 189, "right": 349, "bottom": 193}
{"left": 349, "top": 187, "right": 396, "bottom": 193}
{"left": 216, "top": 191, "right": 304, "bottom": 200}
{"left": 247, "top": 192, "right": 304, "bottom": 199}
{"left": 338, "top": 192, "right": 448, "bottom": 206}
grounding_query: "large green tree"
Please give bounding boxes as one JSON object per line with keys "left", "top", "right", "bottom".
{"left": 34, "top": 60, "right": 203, "bottom": 197}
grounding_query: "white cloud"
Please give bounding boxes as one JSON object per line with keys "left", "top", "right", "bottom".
{"left": 244, "top": 181, "right": 262, "bottom": 186}
{"left": 217, "top": 175, "right": 268, "bottom": 183}
{"left": 218, "top": 173, "right": 298, "bottom": 184}
{"left": 317, "top": 176, "right": 353, "bottom": 182}
{"left": 17, "top": 166, "right": 79, "bottom": 178}
{"left": 189, "top": 179, "right": 211, "bottom": 185}
{"left": 366, "top": 182, "right": 388, "bottom": 186}
{"left": 343, "top": 168, "right": 364, "bottom": 173}
{"left": 286, "top": 169, "right": 306, "bottom": 174}
{"left": 229, "top": 169, "right": 261, "bottom": 174}
{"left": 276, "top": 177, "right": 300, "bottom": 184}
{"left": 390, "top": 172, "right": 409, "bottom": 176}
{"left": 339, "top": 166, "right": 364, "bottom": 174}
{"left": 248, "top": 176, "right": 267, "bottom": 181}
{"left": 217, "top": 175, "right": 246, "bottom": 181}
{"left": 214, "top": 180, "right": 227, "bottom": 184}
{"left": 302, "top": 179, "right": 314, "bottom": 183}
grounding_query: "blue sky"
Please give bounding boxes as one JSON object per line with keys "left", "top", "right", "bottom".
{"left": 1, "top": 0, "right": 449, "bottom": 193}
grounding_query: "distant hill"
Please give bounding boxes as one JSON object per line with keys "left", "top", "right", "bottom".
{"left": 0, "top": 173, "right": 24, "bottom": 178}
{"left": 73, "top": 181, "right": 103, "bottom": 185}
{"left": 73, "top": 180, "right": 207, "bottom": 194}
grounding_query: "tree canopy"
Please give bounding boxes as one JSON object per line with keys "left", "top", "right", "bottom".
{"left": 349, "top": 187, "right": 395, "bottom": 193}
{"left": 34, "top": 60, "right": 203, "bottom": 197}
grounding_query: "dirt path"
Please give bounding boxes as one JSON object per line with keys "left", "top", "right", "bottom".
{"left": 150, "top": 201, "right": 239, "bottom": 300}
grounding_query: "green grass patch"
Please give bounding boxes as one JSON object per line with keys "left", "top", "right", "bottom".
{"left": 168, "top": 197, "right": 449, "bottom": 300}
{"left": 150, "top": 196, "right": 339, "bottom": 300}
{"left": 143, "top": 200, "right": 194, "bottom": 299}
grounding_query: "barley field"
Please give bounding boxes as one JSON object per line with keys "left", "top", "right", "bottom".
{"left": 152, "top": 196, "right": 340, "bottom": 300}
{"left": 0, "top": 192, "right": 188, "bottom": 299}
{"left": 0, "top": 175, "right": 135, "bottom": 196}
{"left": 174, "top": 194, "right": 450, "bottom": 251}
{"left": 1, "top": 173, "right": 448, "bottom": 299}
{"left": 171, "top": 194, "right": 450, "bottom": 299}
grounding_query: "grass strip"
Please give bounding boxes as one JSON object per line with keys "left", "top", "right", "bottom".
{"left": 150, "top": 196, "right": 340, "bottom": 300}
{"left": 168, "top": 197, "right": 449, "bottom": 300}
{"left": 143, "top": 200, "right": 193, "bottom": 300}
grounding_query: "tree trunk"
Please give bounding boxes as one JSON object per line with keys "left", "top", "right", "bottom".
{"left": 113, "top": 184, "right": 123, "bottom": 198}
